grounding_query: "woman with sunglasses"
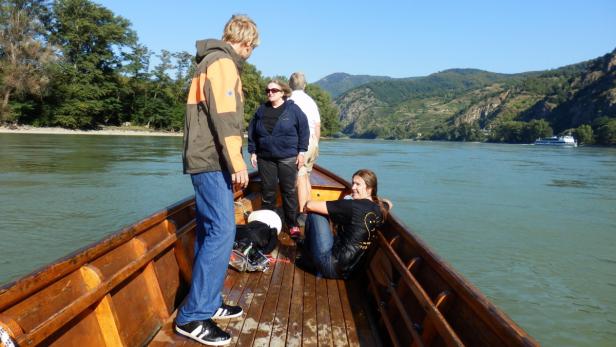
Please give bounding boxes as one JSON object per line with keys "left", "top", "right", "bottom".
{"left": 248, "top": 79, "right": 309, "bottom": 238}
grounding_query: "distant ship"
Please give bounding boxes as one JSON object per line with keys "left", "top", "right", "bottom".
{"left": 534, "top": 135, "right": 578, "bottom": 147}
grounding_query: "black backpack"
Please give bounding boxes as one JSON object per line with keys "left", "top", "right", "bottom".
{"left": 235, "top": 221, "right": 278, "bottom": 254}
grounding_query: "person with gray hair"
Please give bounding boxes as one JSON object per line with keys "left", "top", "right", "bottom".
{"left": 289, "top": 72, "right": 321, "bottom": 233}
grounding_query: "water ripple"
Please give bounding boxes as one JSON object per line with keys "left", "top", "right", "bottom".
{"left": 547, "top": 179, "right": 590, "bottom": 188}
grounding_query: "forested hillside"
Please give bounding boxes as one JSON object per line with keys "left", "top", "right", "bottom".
{"left": 327, "top": 51, "right": 616, "bottom": 145}
{"left": 0, "top": 0, "right": 340, "bottom": 135}
{"left": 314, "top": 72, "right": 393, "bottom": 98}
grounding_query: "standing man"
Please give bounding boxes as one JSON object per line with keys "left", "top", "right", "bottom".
{"left": 178, "top": 14, "right": 258, "bottom": 346}
{"left": 289, "top": 72, "right": 321, "bottom": 223}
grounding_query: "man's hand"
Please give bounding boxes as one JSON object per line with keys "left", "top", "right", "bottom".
{"left": 232, "top": 169, "right": 249, "bottom": 189}
{"left": 296, "top": 153, "right": 305, "bottom": 169}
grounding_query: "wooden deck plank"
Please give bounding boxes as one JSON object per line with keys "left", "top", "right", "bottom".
{"left": 338, "top": 280, "right": 361, "bottom": 347}
{"left": 285, "top": 263, "right": 304, "bottom": 347}
{"left": 226, "top": 270, "right": 264, "bottom": 345}
{"left": 315, "top": 277, "right": 333, "bottom": 347}
{"left": 252, "top": 247, "right": 287, "bottom": 346}
{"left": 327, "top": 279, "right": 349, "bottom": 346}
{"left": 302, "top": 271, "right": 318, "bottom": 347}
{"left": 233, "top": 247, "right": 278, "bottom": 346}
{"left": 268, "top": 245, "right": 297, "bottom": 347}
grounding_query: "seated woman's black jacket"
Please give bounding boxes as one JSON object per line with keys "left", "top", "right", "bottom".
{"left": 326, "top": 199, "right": 384, "bottom": 278}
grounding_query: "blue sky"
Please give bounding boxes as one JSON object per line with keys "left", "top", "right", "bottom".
{"left": 95, "top": 0, "right": 615, "bottom": 82}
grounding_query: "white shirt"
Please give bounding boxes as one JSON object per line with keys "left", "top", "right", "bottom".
{"left": 289, "top": 90, "right": 320, "bottom": 137}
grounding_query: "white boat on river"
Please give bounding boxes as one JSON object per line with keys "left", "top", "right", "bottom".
{"left": 534, "top": 135, "right": 578, "bottom": 147}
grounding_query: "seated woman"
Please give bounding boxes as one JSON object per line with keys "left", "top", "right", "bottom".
{"left": 299, "top": 169, "right": 391, "bottom": 279}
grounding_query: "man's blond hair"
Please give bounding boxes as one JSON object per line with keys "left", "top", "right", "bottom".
{"left": 222, "top": 14, "right": 260, "bottom": 47}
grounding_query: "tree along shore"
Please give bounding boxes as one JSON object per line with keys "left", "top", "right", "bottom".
{"left": 1, "top": 1, "right": 340, "bottom": 137}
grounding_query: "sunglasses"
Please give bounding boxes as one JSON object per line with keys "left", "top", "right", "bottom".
{"left": 265, "top": 88, "right": 281, "bottom": 94}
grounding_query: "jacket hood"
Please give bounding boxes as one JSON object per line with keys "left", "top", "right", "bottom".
{"left": 195, "top": 39, "right": 244, "bottom": 70}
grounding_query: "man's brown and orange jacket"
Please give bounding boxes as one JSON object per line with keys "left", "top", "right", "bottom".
{"left": 182, "top": 39, "right": 246, "bottom": 175}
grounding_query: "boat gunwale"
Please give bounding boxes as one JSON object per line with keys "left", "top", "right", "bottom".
{"left": 0, "top": 196, "right": 195, "bottom": 310}
{"left": 381, "top": 212, "right": 538, "bottom": 346}
{"left": 0, "top": 170, "right": 256, "bottom": 309}
{"left": 0, "top": 168, "right": 260, "bottom": 308}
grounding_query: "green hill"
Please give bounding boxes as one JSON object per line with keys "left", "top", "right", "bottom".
{"left": 332, "top": 50, "right": 616, "bottom": 144}
{"left": 314, "top": 73, "right": 394, "bottom": 98}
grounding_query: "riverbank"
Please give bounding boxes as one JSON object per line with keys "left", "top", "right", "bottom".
{"left": 0, "top": 125, "right": 182, "bottom": 137}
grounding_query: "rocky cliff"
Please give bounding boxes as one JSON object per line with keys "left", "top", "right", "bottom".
{"left": 329, "top": 49, "right": 615, "bottom": 139}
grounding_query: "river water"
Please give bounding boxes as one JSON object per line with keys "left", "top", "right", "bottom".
{"left": 0, "top": 133, "right": 615, "bottom": 346}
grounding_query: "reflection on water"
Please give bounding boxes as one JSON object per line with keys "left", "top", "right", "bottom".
{"left": 1, "top": 134, "right": 615, "bottom": 346}
{"left": 3, "top": 135, "right": 180, "bottom": 174}
{"left": 547, "top": 179, "right": 589, "bottom": 188}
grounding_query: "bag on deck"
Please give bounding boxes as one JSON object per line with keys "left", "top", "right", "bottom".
{"left": 229, "top": 216, "right": 279, "bottom": 272}
{"left": 229, "top": 241, "right": 270, "bottom": 272}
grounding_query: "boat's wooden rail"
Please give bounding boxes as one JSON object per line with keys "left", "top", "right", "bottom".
{"left": 0, "top": 198, "right": 197, "bottom": 346}
{"left": 364, "top": 213, "right": 539, "bottom": 346}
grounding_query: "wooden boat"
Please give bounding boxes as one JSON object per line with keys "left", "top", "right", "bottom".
{"left": 0, "top": 165, "right": 539, "bottom": 346}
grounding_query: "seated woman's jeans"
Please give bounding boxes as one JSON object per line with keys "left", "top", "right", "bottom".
{"left": 303, "top": 213, "right": 338, "bottom": 278}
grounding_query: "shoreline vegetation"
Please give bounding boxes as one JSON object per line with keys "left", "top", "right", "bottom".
{"left": 2, "top": 1, "right": 612, "bottom": 144}
{"left": 0, "top": 1, "right": 340, "bottom": 140}
{"left": 1, "top": 125, "right": 612, "bottom": 147}
{"left": 0, "top": 125, "right": 183, "bottom": 137}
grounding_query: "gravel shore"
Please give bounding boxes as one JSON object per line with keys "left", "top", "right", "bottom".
{"left": 0, "top": 125, "right": 182, "bottom": 137}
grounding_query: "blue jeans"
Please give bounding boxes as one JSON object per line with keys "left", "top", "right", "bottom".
{"left": 303, "top": 213, "right": 338, "bottom": 278}
{"left": 176, "top": 171, "right": 235, "bottom": 325}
